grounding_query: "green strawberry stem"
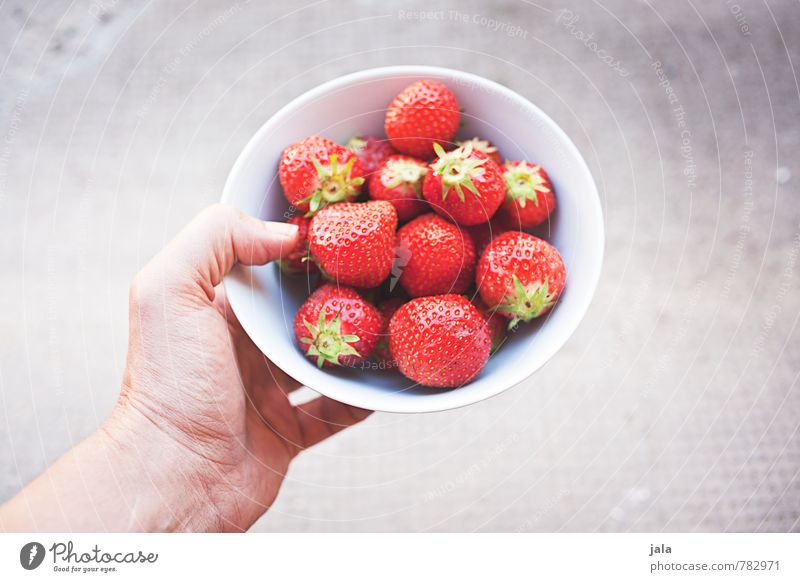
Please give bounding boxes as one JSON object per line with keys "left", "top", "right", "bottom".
{"left": 499, "top": 275, "right": 558, "bottom": 329}
{"left": 503, "top": 162, "right": 550, "bottom": 208}
{"left": 384, "top": 158, "right": 427, "bottom": 195}
{"left": 459, "top": 137, "right": 498, "bottom": 157}
{"left": 432, "top": 142, "right": 487, "bottom": 202}
{"left": 298, "top": 153, "right": 365, "bottom": 215}
{"left": 346, "top": 136, "right": 366, "bottom": 154}
{"left": 300, "top": 307, "right": 361, "bottom": 367}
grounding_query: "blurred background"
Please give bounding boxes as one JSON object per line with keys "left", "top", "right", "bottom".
{"left": 1, "top": 0, "right": 798, "bottom": 532}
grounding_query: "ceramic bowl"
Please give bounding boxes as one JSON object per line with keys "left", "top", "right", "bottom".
{"left": 222, "top": 65, "right": 603, "bottom": 413}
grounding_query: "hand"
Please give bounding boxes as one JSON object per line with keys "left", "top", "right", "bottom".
{"left": 0, "top": 204, "right": 372, "bottom": 532}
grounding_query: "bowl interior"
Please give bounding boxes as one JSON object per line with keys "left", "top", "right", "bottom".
{"left": 223, "top": 66, "right": 603, "bottom": 413}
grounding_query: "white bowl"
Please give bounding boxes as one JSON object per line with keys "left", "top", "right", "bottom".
{"left": 222, "top": 65, "right": 603, "bottom": 413}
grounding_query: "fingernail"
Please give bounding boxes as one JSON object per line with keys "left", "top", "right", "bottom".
{"left": 266, "top": 221, "right": 299, "bottom": 237}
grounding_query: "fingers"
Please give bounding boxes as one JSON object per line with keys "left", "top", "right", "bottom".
{"left": 296, "top": 396, "right": 373, "bottom": 449}
{"left": 139, "top": 204, "right": 298, "bottom": 301}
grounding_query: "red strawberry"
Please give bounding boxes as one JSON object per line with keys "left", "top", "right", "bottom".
{"left": 384, "top": 80, "right": 460, "bottom": 158}
{"left": 368, "top": 155, "right": 428, "bottom": 222}
{"left": 422, "top": 143, "right": 505, "bottom": 226}
{"left": 347, "top": 135, "right": 396, "bottom": 176}
{"left": 395, "top": 213, "right": 476, "bottom": 297}
{"left": 279, "top": 136, "right": 365, "bottom": 215}
{"left": 389, "top": 295, "right": 491, "bottom": 388}
{"left": 465, "top": 216, "right": 509, "bottom": 258}
{"left": 455, "top": 137, "right": 502, "bottom": 165}
{"left": 472, "top": 297, "right": 507, "bottom": 355}
{"left": 308, "top": 200, "right": 398, "bottom": 288}
{"left": 476, "top": 232, "right": 566, "bottom": 328}
{"left": 496, "top": 161, "right": 556, "bottom": 229}
{"left": 278, "top": 215, "right": 319, "bottom": 276}
{"left": 294, "top": 284, "right": 381, "bottom": 368}
{"left": 374, "top": 297, "right": 405, "bottom": 370}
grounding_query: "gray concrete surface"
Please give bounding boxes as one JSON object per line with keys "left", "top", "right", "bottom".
{"left": 1, "top": 0, "right": 799, "bottom": 532}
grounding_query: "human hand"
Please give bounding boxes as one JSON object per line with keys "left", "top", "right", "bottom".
{"left": 116, "top": 204, "right": 372, "bottom": 531}
{"left": 0, "top": 204, "right": 371, "bottom": 532}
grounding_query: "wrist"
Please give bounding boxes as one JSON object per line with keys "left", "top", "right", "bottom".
{"left": 100, "top": 402, "right": 228, "bottom": 532}
{"left": 0, "top": 400, "right": 226, "bottom": 532}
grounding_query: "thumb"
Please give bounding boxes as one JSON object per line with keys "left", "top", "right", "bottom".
{"left": 142, "top": 204, "right": 299, "bottom": 300}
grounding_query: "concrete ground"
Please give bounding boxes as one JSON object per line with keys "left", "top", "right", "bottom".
{"left": 1, "top": 0, "right": 798, "bottom": 532}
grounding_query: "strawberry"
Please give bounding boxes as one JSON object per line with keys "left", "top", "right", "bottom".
{"left": 476, "top": 232, "right": 566, "bottom": 328}
{"left": 389, "top": 295, "right": 491, "bottom": 388}
{"left": 308, "top": 200, "right": 398, "bottom": 288}
{"left": 465, "top": 216, "right": 509, "bottom": 259}
{"left": 455, "top": 137, "right": 502, "bottom": 165}
{"left": 472, "top": 297, "right": 507, "bottom": 355}
{"left": 395, "top": 213, "right": 476, "bottom": 297}
{"left": 422, "top": 143, "right": 505, "bottom": 226}
{"left": 278, "top": 215, "right": 319, "bottom": 276}
{"left": 384, "top": 80, "right": 460, "bottom": 158}
{"left": 496, "top": 161, "right": 556, "bottom": 229}
{"left": 294, "top": 284, "right": 381, "bottom": 368}
{"left": 279, "top": 136, "right": 365, "bottom": 215}
{"left": 373, "top": 297, "right": 405, "bottom": 370}
{"left": 368, "top": 155, "right": 428, "bottom": 222}
{"left": 347, "top": 135, "right": 396, "bottom": 176}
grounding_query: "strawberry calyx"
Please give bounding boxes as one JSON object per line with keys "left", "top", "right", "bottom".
{"left": 432, "top": 142, "right": 487, "bottom": 202}
{"left": 503, "top": 161, "right": 550, "bottom": 208}
{"left": 298, "top": 154, "right": 365, "bottom": 215}
{"left": 299, "top": 307, "right": 361, "bottom": 368}
{"left": 457, "top": 137, "right": 498, "bottom": 158}
{"left": 498, "top": 275, "right": 558, "bottom": 329}
{"left": 346, "top": 136, "right": 367, "bottom": 154}
{"left": 384, "top": 158, "right": 427, "bottom": 195}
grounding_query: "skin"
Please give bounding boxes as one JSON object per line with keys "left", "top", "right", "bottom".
{"left": 0, "top": 204, "right": 371, "bottom": 532}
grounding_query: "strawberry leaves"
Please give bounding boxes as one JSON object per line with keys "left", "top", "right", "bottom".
{"left": 297, "top": 153, "right": 365, "bottom": 216}
{"left": 431, "top": 142, "right": 487, "bottom": 202}
{"left": 503, "top": 161, "right": 551, "bottom": 208}
{"left": 300, "top": 307, "right": 361, "bottom": 368}
{"left": 383, "top": 157, "right": 427, "bottom": 194}
{"left": 499, "top": 275, "right": 559, "bottom": 329}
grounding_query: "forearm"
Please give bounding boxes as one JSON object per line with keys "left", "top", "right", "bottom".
{"left": 0, "top": 405, "right": 220, "bottom": 532}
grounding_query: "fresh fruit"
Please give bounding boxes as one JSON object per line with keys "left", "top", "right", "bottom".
{"left": 384, "top": 80, "right": 460, "bottom": 158}
{"left": 472, "top": 297, "right": 507, "bottom": 355}
{"left": 465, "top": 216, "right": 509, "bottom": 258}
{"left": 496, "top": 161, "right": 556, "bottom": 229}
{"left": 374, "top": 297, "right": 405, "bottom": 369}
{"left": 347, "top": 136, "right": 396, "bottom": 176}
{"left": 280, "top": 81, "right": 567, "bottom": 387}
{"left": 294, "top": 284, "right": 382, "bottom": 368}
{"left": 308, "top": 200, "right": 398, "bottom": 288}
{"left": 476, "top": 232, "right": 566, "bottom": 328}
{"left": 278, "top": 215, "right": 319, "bottom": 276}
{"left": 368, "top": 155, "right": 428, "bottom": 222}
{"left": 455, "top": 137, "right": 502, "bottom": 165}
{"left": 395, "top": 213, "right": 476, "bottom": 297}
{"left": 279, "top": 136, "right": 365, "bottom": 215}
{"left": 422, "top": 143, "right": 505, "bottom": 226}
{"left": 389, "top": 295, "right": 491, "bottom": 388}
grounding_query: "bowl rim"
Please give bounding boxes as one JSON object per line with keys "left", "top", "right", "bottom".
{"left": 222, "top": 65, "right": 604, "bottom": 413}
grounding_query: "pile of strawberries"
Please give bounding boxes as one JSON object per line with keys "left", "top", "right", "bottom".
{"left": 277, "top": 80, "right": 566, "bottom": 389}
